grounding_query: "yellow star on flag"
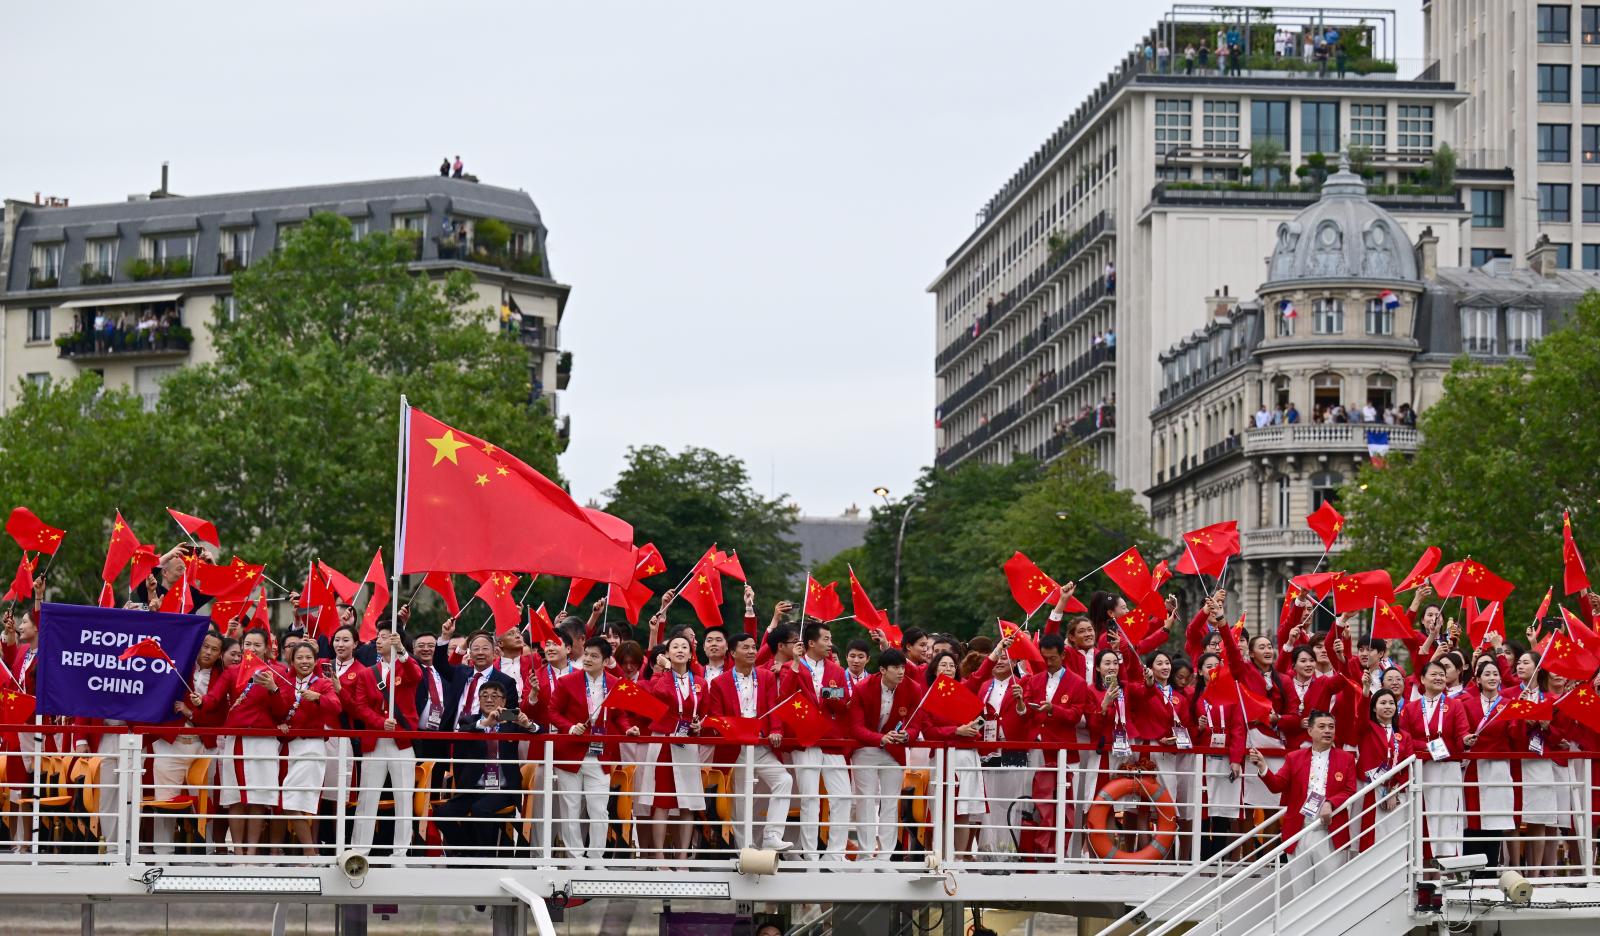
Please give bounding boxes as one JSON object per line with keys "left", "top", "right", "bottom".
{"left": 483, "top": 443, "right": 497, "bottom": 455}
{"left": 113, "top": 521, "right": 124, "bottom": 533}
{"left": 475, "top": 473, "right": 490, "bottom": 486}
{"left": 495, "top": 466, "right": 509, "bottom": 477}
{"left": 427, "top": 429, "right": 470, "bottom": 466}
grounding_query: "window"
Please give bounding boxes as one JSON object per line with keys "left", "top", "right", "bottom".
{"left": 25, "top": 373, "right": 49, "bottom": 389}
{"left": 1541, "top": 64, "right": 1572, "bottom": 102}
{"left": 1271, "top": 374, "right": 1291, "bottom": 408}
{"left": 1556, "top": 242, "right": 1574, "bottom": 268}
{"left": 1311, "top": 471, "right": 1344, "bottom": 511}
{"left": 1540, "top": 4, "right": 1572, "bottom": 42}
{"left": 1367, "top": 373, "right": 1397, "bottom": 412}
{"left": 1202, "top": 100, "right": 1240, "bottom": 146}
{"left": 1349, "top": 103, "right": 1386, "bottom": 148}
{"left": 1472, "top": 248, "right": 1510, "bottom": 267}
{"left": 1540, "top": 183, "right": 1572, "bottom": 222}
{"left": 1587, "top": 245, "right": 1600, "bottom": 269}
{"left": 1540, "top": 123, "right": 1572, "bottom": 162}
{"left": 1312, "top": 372, "right": 1343, "bottom": 411}
{"left": 135, "top": 365, "right": 180, "bottom": 413}
{"left": 394, "top": 214, "right": 426, "bottom": 234}
{"left": 1202, "top": 167, "right": 1241, "bottom": 182}
{"left": 26, "top": 307, "right": 50, "bottom": 343}
{"left": 1154, "top": 99, "right": 1192, "bottom": 155}
{"left": 1461, "top": 307, "right": 1497, "bottom": 354}
{"left": 1586, "top": 65, "right": 1600, "bottom": 103}
{"left": 144, "top": 235, "right": 193, "bottom": 263}
{"left": 221, "top": 229, "right": 251, "bottom": 263}
{"left": 1156, "top": 166, "right": 1192, "bottom": 181}
{"left": 1473, "top": 189, "right": 1506, "bottom": 227}
{"left": 1586, "top": 185, "right": 1600, "bottom": 223}
{"left": 1586, "top": 6, "right": 1600, "bottom": 43}
{"left": 350, "top": 218, "right": 369, "bottom": 240}
{"left": 86, "top": 239, "right": 116, "bottom": 277}
{"left": 1507, "top": 308, "right": 1543, "bottom": 354}
{"left": 1301, "top": 101, "right": 1339, "bottom": 154}
{"left": 1251, "top": 100, "right": 1290, "bottom": 147}
{"left": 31, "top": 243, "right": 62, "bottom": 281}
{"left": 1276, "top": 302, "right": 1296, "bottom": 336}
{"left": 1313, "top": 298, "right": 1343, "bottom": 335}
{"left": 1275, "top": 476, "right": 1292, "bottom": 527}
{"left": 1366, "top": 298, "right": 1394, "bottom": 335}
{"left": 216, "top": 294, "right": 239, "bottom": 323}
{"left": 277, "top": 223, "right": 301, "bottom": 246}
{"left": 1397, "top": 105, "right": 1434, "bottom": 150}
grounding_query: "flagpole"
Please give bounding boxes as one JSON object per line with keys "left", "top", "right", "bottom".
{"left": 387, "top": 395, "right": 409, "bottom": 720}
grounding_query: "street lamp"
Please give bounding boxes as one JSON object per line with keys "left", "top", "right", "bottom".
{"left": 873, "top": 487, "right": 923, "bottom": 625}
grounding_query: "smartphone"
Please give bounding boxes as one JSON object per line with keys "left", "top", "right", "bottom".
{"left": 320, "top": 661, "right": 335, "bottom": 680}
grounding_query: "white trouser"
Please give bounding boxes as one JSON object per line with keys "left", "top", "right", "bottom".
{"left": 1419, "top": 760, "right": 1463, "bottom": 858}
{"left": 554, "top": 758, "right": 609, "bottom": 860}
{"left": 980, "top": 758, "right": 1031, "bottom": 857}
{"left": 1067, "top": 735, "right": 1098, "bottom": 858}
{"left": 93, "top": 732, "right": 122, "bottom": 848}
{"left": 732, "top": 746, "right": 793, "bottom": 849}
{"left": 849, "top": 747, "right": 902, "bottom": 859}
{"left": 1287, "top": 825, "right": 1341, "bottom": 900}
{"left": 353, "top": 738, "right": 415, "bottom": 860}
{"left": 150, "top": 737, "right": 205, "bottom": 854}
{"left": 792, "top": 748, "right": 851, "bottom": 860}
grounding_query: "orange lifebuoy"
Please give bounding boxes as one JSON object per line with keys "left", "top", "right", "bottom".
{"left": 1085, "top": 775, "right": 1180, "bottom": 861}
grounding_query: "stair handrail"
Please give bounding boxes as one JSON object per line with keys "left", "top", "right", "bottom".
{"left": 1106, "top": 754, "right": 1418, "bottom": 936}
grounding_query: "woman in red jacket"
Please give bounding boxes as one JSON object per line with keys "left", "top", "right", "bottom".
{"left": 1192, "top": 653, "right": 1245, "bottom": 856}
{"left": 916, "top": 649, "right": 985, "bottom": 858}
{"left": 278, "top": 642, "right": 342, "bottom": 858}
{"left": 1460, "top": 657, "right": 1517, "bottom": 866}
{"left": 1352, "top": 689, "right": 1411, "bottom": 849}
{"left": 962, "top": 635, "right": 1033, "bottom": 858}
{"left": 1513, "top": 656, "right": 1558, "bottom": 872}
{"left": 1398, "top": 659, "right": 1469, "bottom": 859}
{"left": 1125, "top": 650, "right": 1195, "bottom": 835}
{"left": 1222, "top": 628, "right": 1286, "bottom": 815}
{"left": 638, "top": 634, "right": 708, "bottom": 863}
{"left": 1547, "top": 674, "right": 1586, "bottom": 874}
{"left": 193, "top": 628, "right": 291, "bottom": 856}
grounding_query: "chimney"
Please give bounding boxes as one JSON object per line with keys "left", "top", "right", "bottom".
{"left": 1526, "top": 234, "right": 1559, "bottom": 279}
{"left": 1205, "top": 287, "right": 1232, "bottom": 319}
{"left": 33, "top": 192, "right": 40, "bottom": 205}
{"left": 161, "top": 161, "right": 169, "bottom": 196}
{"left": 1414, "top": 225, "right": 1438, "bottom": 280}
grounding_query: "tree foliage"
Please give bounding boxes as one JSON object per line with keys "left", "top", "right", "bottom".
{"left": 600, "top": 445, "right": 801, "bottom": 636}
{"left": 1342, "top": 292, "right": 1600, "bottom": 631}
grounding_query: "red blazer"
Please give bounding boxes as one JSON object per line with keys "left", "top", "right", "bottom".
{"left": 331, "top": 659, "right": 390, "bottom": 745}
{"left": 777, "top": 656, "right": 855, "bottom": 754}
{"left": 373, "top": 655, "right": 423, "bottom": 732}
{"left": 1352, "top": 718, "right": 1411, "bottom": 782}
{"left": 1398, "top": 693, "right": 1469, "bottom": 760}
{"left": 1459, "top": 690, "right": 1519, "bottom": 756}
{"left": 1125, "top": 678, "right": 1193, "bottom": 743}
{"left": 1184, "top": 610, "right": 1215, "bottom": 666}
{"left": 645, "top": 668, "right": 710, "bottom": 738}
{"left": 281, "top": 675, "right": 343, "bottom": 732}
{"left": 963, "top": 658, "right": 1033, "bottom": 748}
{"left": 4, "top": 642, "right": 38, "bottom": 695}
{"left": 1194, "top": 696, "right": 1246, "bottom": 764}
{"left": 1023, "top": 665, "right": 1094, "bottom": 744}
{"left": 706, "top": 666, "right": 782, "bottom": 734}
{"left": 1274, "top": 673, "right": 1345, "bottom": 750}
{"left": 197, "top": 662, "right": 293, "bottom": 730}
{"left": 1260, "top": 746, "right": 1359, "bottom": 852}
{"left": 548, "top": 669, "right": 625, "bottom": 772}
{"left": 845, "top": 672, "right": 924, "bottom": 764}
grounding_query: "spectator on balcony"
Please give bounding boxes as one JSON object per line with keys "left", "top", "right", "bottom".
{"left": 1198, "top": 42, "right": 1210, "bottom": 72}
{"left": 1092, "top": 332, "right": 1104, "bottom": 355}
{"left": 1141, "top": 41, "right": 1154, "bottom": 72}
{"left": 138, "top": 310, "right": 157, "bottom": 349}
{"left": 1104, "top": 261, "right": 1116, "bottom": 294}
{"left": 1104, "top": 328, "right": 1116, "bottom": 357}
{"left": 1302, "top": 31, "right": 1314, "bottom": 62}
{"left": 452, "top": 155, "right": 464, "bottom": 178}
{"left": 1283, "top": 402, "right": 1299, "bottom": 424}
{"left": 1254, "top": 405, "right": 1272, "bottom": 429}
{"left": 1183, "top": 43, "right": 1195, "bottom": 75}
{"left": 1156, "top": 41, "right": 1170, "bottom": 74}
{"left": 1330, "top": 404, "right": 1348, "bottom": 424}
{"left": 1314, "top": 38, "right": 1329, "bottom": 77}
{"left": 114, "top": 311, "right": 132, "bottom": 351}
{"left": 1228, "top": 42, "right": 1243, "bottom": 76}
{"left": 93, "top": 310, "right": 109, "bottom": 353}
{"left": 1361, "top": 401, "right": 1378, "bottom": 423}
{"left": 439, "top": 157, "right": 450, "bottom": 177}
{"left": 1397, "top": 403, "right": 1417, "bottom": 427}
{"left": 1335, "top": 43, "right": 1347, "bottom": 79}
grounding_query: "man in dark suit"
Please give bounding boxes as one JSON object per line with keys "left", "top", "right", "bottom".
{"left": 442, "top": 632, "right": 520, "bottom": 726}
{"left": 432, "top": 680, "right": 536, "bottom": 858}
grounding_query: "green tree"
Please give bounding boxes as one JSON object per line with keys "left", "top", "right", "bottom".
{"left": 1342, "top": 293, "right": 1600, "bottom": 632}
{"left": 155, "top": 212, "right": 557, "bottom": 590}
{"left": 0, "top": 375, "right": 183, "bottom": 602}
{"left": 601, "top": 445, "right": 801, "bottom": 637}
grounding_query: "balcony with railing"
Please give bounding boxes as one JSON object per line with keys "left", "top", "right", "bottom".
{"left": 217, "top": 252, "right": 248, "bottom": 276}
{"left": 937, "top": 349, "right": 1115, "bottom": 469}
{"left": 436, "top": 235, "right": 544, "bottom": 277}
{"left": 1241, "top": 422, "right": 1420, "bottom": 456}
{"left": 57, "top": 308, "right": 192, "bottom": 362}
{"left": 1241, "top": 525, "right": 1336, "bottom": 559}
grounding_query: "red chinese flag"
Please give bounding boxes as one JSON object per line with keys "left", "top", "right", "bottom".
{"left": 118, "top": 637, "right": 172, "bottom": 663}
{"left": 998, "top": 619, "right": 1045, "bottom": 669}
{"left": 1468, "top": 601, "right": 1506, "bottom": 649}
{"left": 1136, "top": 589, "right": 1169, "bottom": 625}
{"left": 1561, "top": 606, "right": 1600, "bottom": 655}
{"left": 423, "top": 571, "right": 460, "bottom": 617}
{"left": 97, "top": 582, "right": 115, "bottom": 609}
{"left": 565, "top": 578, "right": 598, "bottom": 608}
{"left": 805, "top": 576, "right": 845, "bottom": 621}
{"left": 1564, "top": 512, "right": 1590, "bottom": 595}
{"left": 528, "top": 604, "right": 559, "bottom": 646}
{"left": 1539, "top": 629, "right": 1598, "bottom": 681}
{"left": 776, "top": 693, "right": 833, "bottom": 747}
{"left": 158, "top": 573, "right": 193, "bottom": 614}
{"left": 473, "top": 573, "right": 522, "bottom": 637}
{"left": 1395, "top": 546, "right": 1442, "bottom": 592}
{"left": 193, "top": 557, "right": 264, "bottom": 601}
{"left": 604, "top": 678, "right": 669, "bottom": 722}
{"left": 921, "top": 675, "right": 986, "bottom": 725}
{"left": 298, "top": 565, "right": 340, "bottom": 637}
{"left": 209, "top": 599, "right": 252, "bottom": 628}
{"left": 1429, "top": 559, "right": 1515, "bottom": 602}
{"left": 237, "top": 649, "right": 270, "bottom": 684}
{"left": 681, "top": 566, "right": 724, "bottom": 628}
{"left": 1536, "top": 586, "right": 1554, "bottom": 623}
{"left": 317, "top": 561, "right": 361, "bottom": 604}
{"left": 166, "top": 508, "right": 220, "bottom": 548}
{"left": 1371, "top": 603, "right": 1416, "bottom": 642}
{"left": 1151, "top": 560, "right": 1172, "bottom": 589}
{"left": 634, "top": 543, "right": 667, "bottom": 580}
{"left": 251, "top": 592, "right": 270, "bottom": 632}
{"left": 399, "top": 407, "right": 634, "bottom": 583}
{"left": 0, "top": 688, "right": 37, "bottom": 724}
{"left": 1174, "top": 522, "right": 1240, "bottom": 577}
{"left": 702, "top": 714, "right": 763, "bottom": 744}
{"left": 130, "top": 544, "right": 161, "bottom": 588}
{"left": 713, "top": 549, "right": 747, "bottom": 583}
{"left": 102, "top": 511, "right": 141, "bottom": 584}
{"left": 5, "top": 507, "right": 65, "bottom": 556}
{"left": 1331, "top": 570, "right": 1394, "bottom": 614}
{"left": 849, "top": 566, "right": 889, "bottom": 632}
{"left": 1557, "top": 682, "right": 1600, "bottom": 735}
{"left": 1291, "top": 571, "right": 1341, "bottom": 599}
{"left": 1305, "top": 501, "right": 1346, "bottom": 551}
{"left": 1279, "top": 584, "right": 1306, "bottom": 633}
{"left": 359, "top": 549, "right": 389, "bottom": 642}
{"left": 6, "top": 555, "right": 37, "bottom": 602}
{"left": 1496, "top": 695, "right": 1555, "bottom": 723}
{"left": 607, "top": 577, "right": 655, "bottom": 626}
{"left": 1201, "top": 658, "right": 1274, "bottom": 723}
{"left": 1001, "top": 552, "right": 1086, "bottom": 615}
{"left": 1115, "top": 608, "right": 1151, "bottom": 645}
{"left": 1103, "top": 546, "right": 1153, "bottom": 599}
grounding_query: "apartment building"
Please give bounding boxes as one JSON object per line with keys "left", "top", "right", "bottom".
{"left": 930, "top": 6, "right": 1467, "bottom": 496}
{"left": 0, "top": 173, "right": 571, "bottom": 438}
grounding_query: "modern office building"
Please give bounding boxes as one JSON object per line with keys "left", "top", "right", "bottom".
{"left": 0, "top": 171, "right": 571, "bottom": 439}
{"left": 1425, "top": 0, "right": 1600, "bottom": 268}
{"left": 930, "top": 6, "right": 1469, "bottom": 497}
{"left": 1146, "top": 163, "right": 1590, "bottom": 626}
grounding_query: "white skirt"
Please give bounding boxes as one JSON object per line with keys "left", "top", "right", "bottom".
{"left": 1205, "top": 755, "right": 1241, "bottom": 819}
{"left": 1241, "top": 727, "right": 1282, "bottom": 808}
{"left": 1149, "top": 749, "right": 1194, "bottom": 820}
{"left": 1419, "top": 759, "right": 1463, "bottom": 857}
{"left": 219, "top": 735, "right": 281, "bottom": 808}
{"left": 322, "top": 736, "right": 355, "bottom": 800}
{"left": 1522, "top": 758, "right": 1559, "bottom": 825}
{"left": 950, "top": 748, "right": 986, "bottom": 816}
{"left": 1474, "top": 759, "right": 1515, "bottom": 831}
{"left": 635, "top": 741, "right": 706, "bottom": 812}
{"left": 1555, "top": 762, "right": 1577, "bottom": 830}
{"left": 280, "top": 737, "right": 325, "bottom": 814}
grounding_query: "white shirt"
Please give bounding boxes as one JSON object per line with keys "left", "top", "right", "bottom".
{"left": 879, "top": 684, "right": 897, "bottom": 731}
{"left": 987, "top": 676, "right": 1011, "bottom": 715}
{"left": 1046, "top": 668, "right": 1065, "bottom": 703}
{"left": 803, "top": 656, "right": 825, "bottom": 696}
{"left": 458, "top": 666, "right": 493, "bottom": 718}
{"left": 418, "top": 666, "right": 444, "bottom": 727}
{"left": 584, "top": 672, "right": 605, "bottom": 721}
{"left": 733, "top": 668, "right": 758, "bottom": 718}
{"left": 1308, "top": 747, "right": 1331, "bottom": 799}
{"left": 704, "top": 661, "right": 726, "bottom": 684}
{"left": 497, "top": 655, "right": 527, "bottom": 701}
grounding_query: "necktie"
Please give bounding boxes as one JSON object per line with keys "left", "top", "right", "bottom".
{"left": 460, "top": 672, "right": 481, "bottom": 719}
{"left": 427, "top": 670, "right": 442, "bottom": 708}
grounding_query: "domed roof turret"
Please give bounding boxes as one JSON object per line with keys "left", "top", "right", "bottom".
{"left": 1263, "top": 156, "right": 1418, "bottom": 287}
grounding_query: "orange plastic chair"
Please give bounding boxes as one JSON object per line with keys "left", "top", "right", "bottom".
{"left": 72, "top": 757, "right": 100, "bottom": 842}
{"left": 901, "top": 768, "right": 932, "bottom": 851}
{"left": 144, "top": 757, "right": 214, "bottom": 845}
{"left": 610, "top": 765, "right": 636, "bottom": 850}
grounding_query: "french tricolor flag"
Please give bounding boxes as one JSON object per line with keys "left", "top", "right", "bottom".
{"left": 1380, "top": 289, "right": 1400, "bottom": 310}
{"left": 1279, "top": 300, "right": 1297, "bottom": 319}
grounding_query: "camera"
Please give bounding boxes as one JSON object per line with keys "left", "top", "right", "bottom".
{"left": 1430, "top": 853, "right": 1487, "bottom": 879}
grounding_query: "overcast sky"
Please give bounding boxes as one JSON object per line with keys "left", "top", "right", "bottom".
{"left": 4, "top": 1, "right": 1420, "bottom": 516}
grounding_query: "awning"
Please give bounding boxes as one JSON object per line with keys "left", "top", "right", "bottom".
{"left": 57, "top": 293, "right": 183, "bottom": 309}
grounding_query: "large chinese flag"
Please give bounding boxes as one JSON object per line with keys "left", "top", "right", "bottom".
{"left": 5, "top": 507, "right": 65, "bottom": 556}
{"left": 804, "top": 576, "right": 845, "bottom": 621}
{"left": 102, "top": 511, "right": 142, "bottom": 585}
{"left": 1305, "top": 501, "right": 1345, "bottom": 551}
{"left": 1372, "top": 603, "right": 1416, "bottom": 641}
{"left": 1001, "top": 552, "right": 1086, "bottom": 615}
{"left": 1564, "top": 512, "right": 1590, "bottom": 595}
{"left": 1174, "top": 522, "right": 1240, "bottom": 577}
{"left": 1103, "top": 546, "right": 1154, "bottom": 599}
{"left": 399, "top": 406, "right": 633, "bottom": 584}
{"left": 1429, "top": 559, "right": 1514, "bottom": 602}
{"left": 1331, "top": 570, "right": 1394, "bottom": 614}
{"left": 921, "top": 675, "right": 985, "bottom": 725}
